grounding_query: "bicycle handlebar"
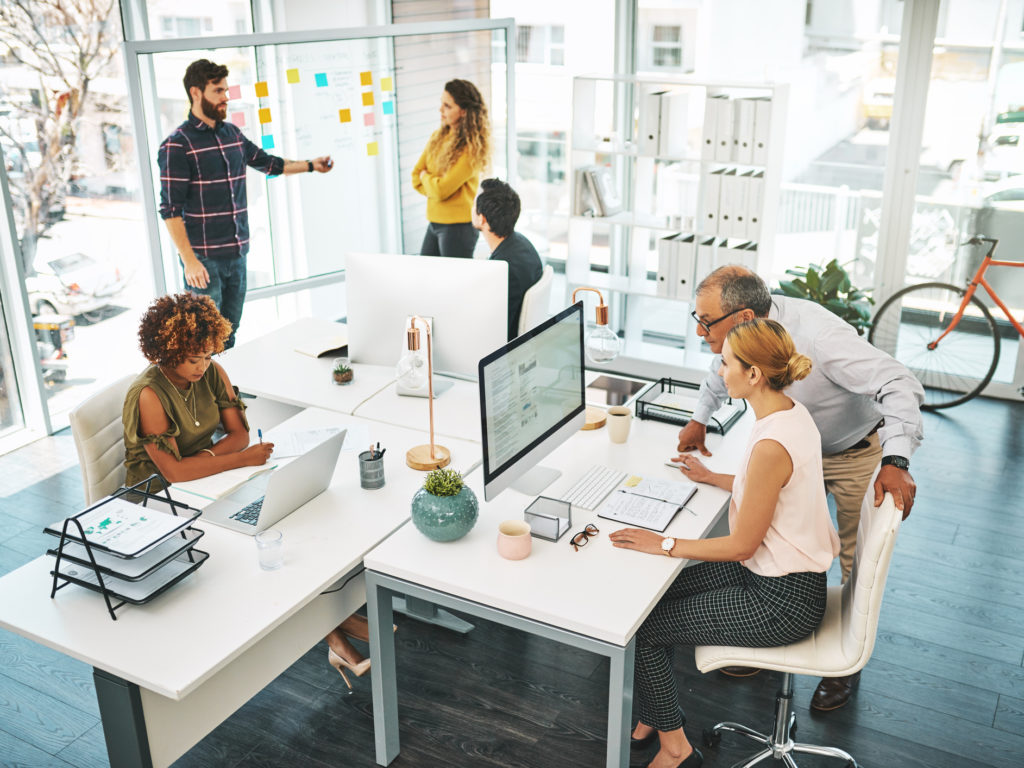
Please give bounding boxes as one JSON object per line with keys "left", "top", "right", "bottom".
{"left": 966, "top": 234, "right": 999, "bottom": 259}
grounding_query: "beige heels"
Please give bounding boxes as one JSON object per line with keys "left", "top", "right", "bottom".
{"left": 328, "top": 648, "right": 372, "bottom": 690}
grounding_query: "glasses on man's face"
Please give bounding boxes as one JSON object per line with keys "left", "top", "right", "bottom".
{"left": 570, "top": 523, "right": 600, "bottom": 552}
{"left": 690, "top": 308, "right": 745, "bottom": 335}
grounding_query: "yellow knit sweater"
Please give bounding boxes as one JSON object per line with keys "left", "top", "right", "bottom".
{"left": 411, "top": 135, "right": 480, "bottom": 224}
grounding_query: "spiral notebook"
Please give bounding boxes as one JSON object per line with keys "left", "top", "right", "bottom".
{"left": 597, "top": 475, "right": 698, "bottom": 532}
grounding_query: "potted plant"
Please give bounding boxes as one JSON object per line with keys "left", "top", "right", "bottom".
{"left": 777, "top": 259, "right": 874, "bottom": 336}
{"left": 332, "top": 359, "right": 354, "bottom": 384}
{"left": 410, "top": 467, "right": 478, "bottom": 542}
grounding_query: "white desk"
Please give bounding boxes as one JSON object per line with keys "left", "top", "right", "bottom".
{"left": 364, "top": 412, "right": 753, "bottom": 767}
{"left": 0, "top": 408, "right": 481, "bottom": 768}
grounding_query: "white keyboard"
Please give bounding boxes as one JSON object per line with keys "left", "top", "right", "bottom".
{"left": 560, "top": 465, "right": 628, "bottom": 511}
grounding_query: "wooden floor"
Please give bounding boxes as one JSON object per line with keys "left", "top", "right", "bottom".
{"left": 1, "top": 396, "right": 1023, "bottom": 768}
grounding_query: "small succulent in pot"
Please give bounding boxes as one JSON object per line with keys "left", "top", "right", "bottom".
{"left": 332, "top": 359, "right": 353, "bottom": 384}
{"left": 411, "top": 468, "right": 478, "bottom": 542}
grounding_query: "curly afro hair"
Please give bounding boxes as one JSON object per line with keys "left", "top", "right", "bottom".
{"left": 138, "top": 293, "right": 232, "bottom": 367}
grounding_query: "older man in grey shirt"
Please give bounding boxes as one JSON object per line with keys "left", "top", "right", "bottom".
{"left": 675, "top": 265, "right": 923, "bottom": 711}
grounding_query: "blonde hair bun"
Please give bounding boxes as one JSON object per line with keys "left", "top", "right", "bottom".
{"left": 787, "top": 353, "right": 813, "bottom": 383}
{"left": 726, "top": 318, "right": 811, "bottom": 391}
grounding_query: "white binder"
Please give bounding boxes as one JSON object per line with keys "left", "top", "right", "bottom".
{"left": 701, "top": 167, "right": 725, "bottom": 235}
{"left": 701, "top": 94, "right": 719, "bottom": 160}
{"left": 639, "top": 89, "right": 667, "bottom": 155}
{"left": 716, "top": 238, "right": 754, "bottom": 270}
{"left": 713, "top": 96, "right": 735, "bottom": 163}
{"left": 658, "top": 90, "right": 689, "bottom": 158}
{"left": 719, "top": 169, "right": 740, "bottom": 238}
{"left": 673, "top": 234, "right": 698, "bottom": 301}
{"left": 735, "top": 98, "right": 757, "bottom": 165}
{"left": 746, "top": 171, "right": 765, "bottom": 241}
{"left": 657, "top": 233, "right": 678, "bottom": 298}
{"left": 696, "top": 236, "right": 717, "bottom": 284}
{"left": 753, "top": 97, "right": 772, "bottom": 166}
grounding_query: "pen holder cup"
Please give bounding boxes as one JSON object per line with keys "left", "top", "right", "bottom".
{"left": 524, "top": 496, "right": 572, "bottom": 542}
{"left": 358, "top": 451, "right": 385, "bottom": 490}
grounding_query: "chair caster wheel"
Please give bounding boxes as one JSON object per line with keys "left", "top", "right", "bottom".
{"left": 702, "top": 728, "right": 721, "bottom": 747}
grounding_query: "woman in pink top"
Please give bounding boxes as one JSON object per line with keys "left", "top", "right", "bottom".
{"left": 610, "top": 319, "right": 840, "bottom": 768}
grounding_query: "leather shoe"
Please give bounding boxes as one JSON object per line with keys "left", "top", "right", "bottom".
{"left": 718, "top": 666, "right": 760, "bottom": 677}
{"left": 810, "top": 671, "right": 860, "bottom": 711}
{"left": 631, "top": 708, "right": 686, "bottom": 751}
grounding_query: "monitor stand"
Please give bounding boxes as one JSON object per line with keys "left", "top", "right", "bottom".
{"left": 509, "top": 465, "right": 562, "bottom": 497}
{"left": 392, "top": 596, "right": 474, "bottom": 634}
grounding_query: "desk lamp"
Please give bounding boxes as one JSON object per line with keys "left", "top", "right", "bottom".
{"left": 572, "top": 287, "right": 622, "bottom": 364}
{"left": 397, "top": 316, "right": 451, "bottom": 470}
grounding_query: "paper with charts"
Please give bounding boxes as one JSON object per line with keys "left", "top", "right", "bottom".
{"left": 69, "top": 499, "right": 187, "bottom": 556}
{"left": 598, "top": 475, "right": 698, "bottom": 532}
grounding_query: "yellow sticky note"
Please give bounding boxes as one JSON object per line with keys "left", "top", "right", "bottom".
{"left": 258, "top": 107, "right": 272, "bottom": 124}
{"left": 360, "top": 71, "right": 372, "bottom": 86}
{"left": 362, "top": 91, "right": 374, "bottom": 106}
{"left": 254, "top": 81, "right": 269, "bottom": 98}
{"left": 381, "top": 77, "right": 393, "bottom": 91}
{"left": 339, "top": 108, "right": 351, "bottom": 123}
{"left": 286, "top": 68, "right": 300, "bottom": 84}
{"left": 624, "top": 475, "right": 642, "bottom": 487}
{"left": 367, "top": 142, "right": 379, "bottom": 156}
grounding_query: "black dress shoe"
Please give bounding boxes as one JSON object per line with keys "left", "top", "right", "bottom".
{"left": 630, "top": 708, "right": 687, "bottom": 750}
{"left": 810, "top": 671, "right": 861, "bottom": 711}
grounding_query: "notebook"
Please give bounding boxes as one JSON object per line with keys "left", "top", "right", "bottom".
{"left": 597, "top": 475, "right": 698, "bottom": 533}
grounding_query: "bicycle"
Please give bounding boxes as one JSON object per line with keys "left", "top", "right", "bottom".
{"left": 868, "top": 235, "right": 1024, "bottom": 409}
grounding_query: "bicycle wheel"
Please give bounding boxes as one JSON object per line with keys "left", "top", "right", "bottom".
{"left": 869, "top": 282, "right": 1000, "bottom": 409}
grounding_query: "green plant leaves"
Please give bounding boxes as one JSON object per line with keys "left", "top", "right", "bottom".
{"left": 776, "top": 259, "right": 874, "bottom": 335}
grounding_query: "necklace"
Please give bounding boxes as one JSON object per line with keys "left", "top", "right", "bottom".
{"left": 159, "top": 368, "right": 201, "bottom": 427}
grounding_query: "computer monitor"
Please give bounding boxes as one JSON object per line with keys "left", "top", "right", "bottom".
{"left": 478, "top": 302, "right": 585, "bottom": 501}
{"left": 345, "top": 253, "right": 508, "bottom": 377}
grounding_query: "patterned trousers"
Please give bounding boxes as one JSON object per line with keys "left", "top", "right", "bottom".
{"left": 635, "top": 561, "right": 827, "bottom": 731}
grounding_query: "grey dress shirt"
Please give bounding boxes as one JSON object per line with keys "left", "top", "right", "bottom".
{"left": 691, "top": 296, "right": 924, "bottom": 458}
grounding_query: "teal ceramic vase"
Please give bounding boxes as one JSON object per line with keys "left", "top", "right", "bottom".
{"left": 410, "top": 486, "right": 479, "bottom": 542}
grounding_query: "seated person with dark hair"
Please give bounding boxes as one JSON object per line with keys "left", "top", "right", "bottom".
{"left": 472, "top": 178, "right": 543, "bottom": 340}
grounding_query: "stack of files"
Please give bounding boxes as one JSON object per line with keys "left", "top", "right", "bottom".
{"left": 714, "top": 239, "right": 758, "bottom": 272}
{"left": 638, "top": 89, "right": 690, "bottom": 157}
{"left": 583, "top": 165, "right": 623, "bottom": 217}
{"left": 656, "top": 233, "right": 697, "bottom": 301}
{"left": 700, "top": 167, "right": 764, "bottom": 241}
{"left": 702, "top": 93, "right": 772, "bottom": 166}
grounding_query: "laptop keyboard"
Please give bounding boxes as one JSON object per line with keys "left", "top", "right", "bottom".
{"left": 230, "top": 497, "right": 265, "bottom": 526}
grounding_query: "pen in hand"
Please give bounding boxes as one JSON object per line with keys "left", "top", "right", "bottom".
{"left": 258, "top": 428, "right": 263, "bottom": 445}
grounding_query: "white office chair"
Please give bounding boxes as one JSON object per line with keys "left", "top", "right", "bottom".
{"left": 68, "top": 374, "right": 136, "bottom": 505}
{"left": 517, "top": 264, "right": 555, "bottom": 336}
{"left": 694, "top": 490, "right": 903, "bottom": 768}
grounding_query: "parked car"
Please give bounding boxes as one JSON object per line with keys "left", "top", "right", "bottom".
{"left": 26, "top": 252, "right": 128, "bottom": 322}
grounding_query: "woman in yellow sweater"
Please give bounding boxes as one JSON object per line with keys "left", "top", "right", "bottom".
{"left": 412, "top": 79, "right": 491, "bottom": 258}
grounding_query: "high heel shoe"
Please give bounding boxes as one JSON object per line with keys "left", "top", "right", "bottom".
{"left": 630, "top": 709, "right": 687, "bottom": 751}
{"left": 328, "top": 649, "right": 371, "bottom": 690}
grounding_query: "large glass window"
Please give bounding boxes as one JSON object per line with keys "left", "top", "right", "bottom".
{"left": 145, "top": 1, "right": 252, "bottom": 39}
{"left": 0, "top": 296, "right": 23, "bottom": 437}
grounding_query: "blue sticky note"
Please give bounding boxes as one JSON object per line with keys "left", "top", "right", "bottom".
{"left": 382, "top": 100, "right": 394, "bottom": 115}
{"left": 315, "top": 73, "right": 328, "bottom": 87}
{"left": 261, "top": 135, "right": 274, "bottom": 150}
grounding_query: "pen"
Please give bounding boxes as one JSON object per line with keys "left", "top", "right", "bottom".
{"left": 378, "top": 448, "right": 386, "bottom": 458}
{"left": 258, "top": 429, "right": 263, "bottom": 445}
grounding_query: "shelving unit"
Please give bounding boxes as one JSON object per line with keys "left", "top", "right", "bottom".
{"left": 568, "top": 74, "right": 788, "bottom": 305}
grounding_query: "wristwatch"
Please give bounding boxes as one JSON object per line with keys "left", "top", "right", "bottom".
{"left": 661, "top": 537, "right": 676, "bottom": 557}
{"left": 307, "top": 160, "right": 314, "bottom": 173}
{"left": 881, "top": 455, "right": 910, "bottom": 471}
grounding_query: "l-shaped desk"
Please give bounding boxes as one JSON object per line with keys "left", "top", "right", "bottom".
{"left": 0, "top": 318, "right": 750, "bottom": 768}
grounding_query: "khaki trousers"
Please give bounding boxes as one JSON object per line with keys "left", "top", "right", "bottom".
{"left": 821, "top": 432, "right": 882, "bottom": 580}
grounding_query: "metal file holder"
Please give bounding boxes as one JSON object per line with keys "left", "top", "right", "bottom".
{"left": 635, "top": 377, "right": 747, "bottom": 434}
{"left": 45, "top": 475, "right": 208, "bottom": 620}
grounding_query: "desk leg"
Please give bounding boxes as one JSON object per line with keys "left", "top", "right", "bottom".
{"left": 607, "top": 638, "right": 635, "bottom": 768}
{"left": 93, "top": 668, "right": 153, "bottom": 768}
{"left": 367, "top": 572, "right": 400, "bottom": 766}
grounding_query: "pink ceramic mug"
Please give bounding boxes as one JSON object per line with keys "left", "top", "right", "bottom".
{"left": 497, "top": 520, "right": 532, "bottom": 560}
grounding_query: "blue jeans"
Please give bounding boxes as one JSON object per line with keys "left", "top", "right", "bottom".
{"left": 186, "top": 255, "right": 246, "bottom": 349}
{"left": 420, "top": 222, "right": 479, "bottom": 259}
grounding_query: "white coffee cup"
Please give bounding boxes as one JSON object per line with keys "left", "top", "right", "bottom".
{"left": 606, "top": 406, "right": 633, "bottom": 443}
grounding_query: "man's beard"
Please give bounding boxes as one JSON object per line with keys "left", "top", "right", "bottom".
{"left": 201, "top": 95, "right": 227, "bottom": 122}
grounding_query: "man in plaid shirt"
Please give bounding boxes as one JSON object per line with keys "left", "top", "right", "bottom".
{"left": 158, "top": 59, "right": 334, "bottom": 348}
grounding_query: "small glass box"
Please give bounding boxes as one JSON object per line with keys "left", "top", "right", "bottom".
{"left": 524, "top": 496, "right": 572, "bottom": 542}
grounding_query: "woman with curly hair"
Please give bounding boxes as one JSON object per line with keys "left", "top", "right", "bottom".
{"left": 412, "top": 79, "right": 491, "bottom": 258}
{"left": 122, "top": 293, "right": 273, "bottom": 489}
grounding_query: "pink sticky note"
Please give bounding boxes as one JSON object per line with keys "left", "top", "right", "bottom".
{"left": 364, "top": 112, "right": 375, "bottom": 126}
{"left": 230, "top": 111, "right": 246, "bottom": 127}
{"left": 228, "top": 85, "right": 241, "bottom": 100}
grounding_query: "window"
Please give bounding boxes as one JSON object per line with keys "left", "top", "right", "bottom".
{"left": 157, "top": 16, "right": 213, "bottom": 38}
{"left": 516, "top": 25, "right": 566, "bottom": 67}
{"left": 651, "top": 25, "right": 682, "bottom": 69}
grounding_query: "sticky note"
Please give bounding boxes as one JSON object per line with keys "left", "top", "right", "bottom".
{"left": 261, "top": 135, "right": 274, "bottom": 150}
{"left": 315, "top": 73, "right": 328, "bottom": 87}
{"left": 381, "top": 77, "right": 393, "bottom": 91}
{"left": 286, "top": 69, "right": 300, "bottom": 84}
{"left": 339, "top": 108, "right": 351, "bottom": 123}
{"left": 254, "top": 81, "right": 269, "bottom": 98}
{"left": 228, "top": 85, "right": 241, "bottom": 100}
{"left": 364, "top": 112, "right": 375, "bottom": 126}
{"left": 367, "top": 142, "right": 378, "bottom": 156}
{"left": 230, "top": 111, "right": 246, "bottom": 127}
{"left": 382, "top": 101, "right": 394, "bottom": 115}
{"left": 360, "top": 71, "right": 372, "bottom": 86}
{"left": 258, "top": 107, "right": 272, "bottom": 124}
{"left": 362, "top": 92, "right": 374, "bottom": 106}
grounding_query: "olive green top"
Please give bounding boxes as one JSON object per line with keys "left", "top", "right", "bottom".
{"left": 122, "top": 364, "right": 248, "bottom": 489}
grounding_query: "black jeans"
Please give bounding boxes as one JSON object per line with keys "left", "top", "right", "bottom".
{"left": 420, "top": 222, "right": 479, "bottom": 259}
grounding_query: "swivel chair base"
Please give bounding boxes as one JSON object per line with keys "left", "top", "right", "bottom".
{"left": 703, "top": 672, "right": 858, "bottom": 768}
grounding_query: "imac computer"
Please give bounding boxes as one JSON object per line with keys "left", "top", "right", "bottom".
{"left": 345, "top": 252, "right": 508, "bottom": 378}
{"left": 478, "top": 302, "right": 585, "bottom": 501}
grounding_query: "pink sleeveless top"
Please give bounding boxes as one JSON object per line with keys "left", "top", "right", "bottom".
{"left": 728, "top": 400, "right": 840, "bottom": 577}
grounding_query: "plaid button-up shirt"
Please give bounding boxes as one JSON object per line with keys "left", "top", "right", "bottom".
{"left": 158, "top": 113, "right": 284, "bottom": 260}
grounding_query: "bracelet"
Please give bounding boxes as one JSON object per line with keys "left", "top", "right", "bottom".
{"left": 307, "top": 160, "right": 314, "bottom": 173}
{"left": 200, "top": 448, "right": 216, "bottom": 457}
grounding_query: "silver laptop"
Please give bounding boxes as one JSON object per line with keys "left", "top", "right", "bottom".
{"left": 201, "top": 430, "right": 346, "bottom": 535}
